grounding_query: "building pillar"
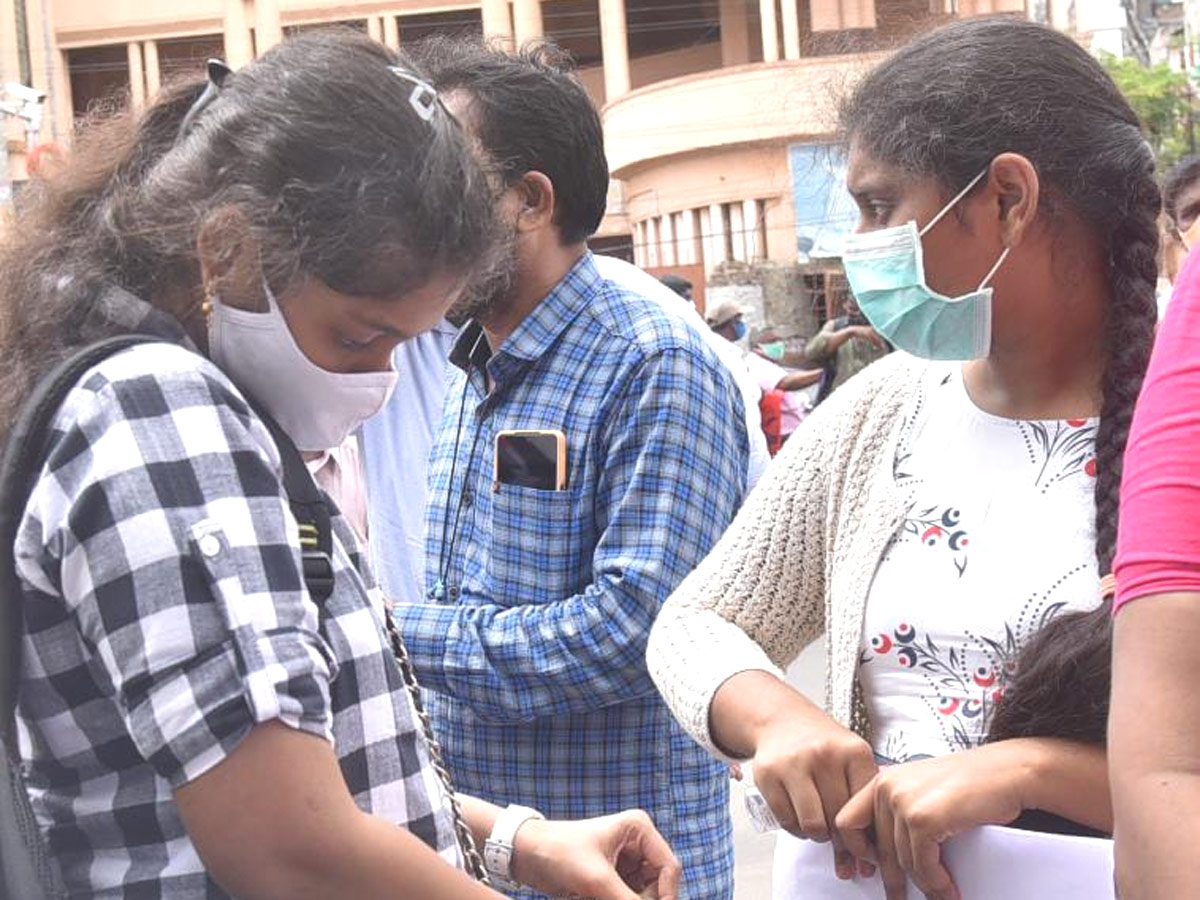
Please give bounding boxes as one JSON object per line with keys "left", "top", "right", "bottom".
{"left": 780, "top": 0, "right": 801, "bottom": 59}
{"left": 0, "top": 0, "right": 19, "bottom": 86}
{"left": 143, "top": 41, "right": 161, "bottom": 96}
{"left": 0, "top": 0, "right": 16, "bottom": 199}
{"left": 719, "top": 0, "right": 752, "bottom": 66}
{"left": 677, "top": 210, "right": 697, "bottom": 265}
{"left": 367, "top": 15, "right": 384, "bottom": 42}
{"left": 707, "top": 202, "right": 728, "bottom": 272}
{"left": 599, "top": 0, "right": 631, "bottom": 101}
{"left": 255, "top": 0, "right": 283, "bottom": 56}
{"left": 224, "top": 0, "right": 254, "bottom": 68}
{"left": 481, "top": 0, "right": 514, "bottom": 42}
{"left": 53, "top": 48, "right": 72, "bottom": 138}
{"left": 810, "top": 0, "right": 875, "bottom": 32}
{"left": 383, "top": 14, "right": 401, "bottom": 48}
{"left": 660, "top": 213, "right": 677, "bottom": 266}
{"left": 729, "top": 202, "right": 747, "bottom": 261}
{"left": 759, "top": 0, "right": 780, "bottom": 62}
{"left": 22, "top": 0, "right": 63, "bottom": 141}
{"left": 512, "top": 0, "right": 543, "bottom": 44}
{"left": 632, "top": 220, "right": 646, "bottom": 267}
{"left": 647, "top": 216, "right": 662, "bottom": 267}
{"left": 743, "top": 198, "right": 761, "bottom": 259}
{"left": 127, "top": 41, "right": 146, "bottom": 109}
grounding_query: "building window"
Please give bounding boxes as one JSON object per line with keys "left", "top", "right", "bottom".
{"left": 544, "top": 0, "right": 603, "bottom": 67}
{"left": 283, "top": 19, "right": 369, "bottom": 37}
{"left": 68, "top": 45, "right": 130, "bottom": 118}
{"left": 157, "top": 35, "right": 224, "bottom": 83}
{"left": 628, "top": 0, "right": 720, "bottom": 58}
{"left": 398, "top": 9, "right": 483, "bottom": 41}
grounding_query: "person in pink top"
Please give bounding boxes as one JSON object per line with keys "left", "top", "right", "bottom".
{"left": 1109, "top": 248, "right": 1200, "bottom": 900}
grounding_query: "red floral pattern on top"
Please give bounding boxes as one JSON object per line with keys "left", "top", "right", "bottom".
{"left": 1019, "top": 419, "right": 1098, "bottom": 491}
{"left": 864, "top": 367, "right": 1099, "bottom": 765}
{"left": 898, "top": 506, "right": 970, "bottom": 576}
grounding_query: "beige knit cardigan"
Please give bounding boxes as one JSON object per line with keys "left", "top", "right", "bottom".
{"left": 647, "top": 351, "right": 932, "bottom": 758}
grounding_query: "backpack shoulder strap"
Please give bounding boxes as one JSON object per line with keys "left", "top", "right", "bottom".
{"left": 0, "top": 335, "right": 160, "bottom": 731}
{"left": 247, "top": 409, "right": 336, "bottom": 605}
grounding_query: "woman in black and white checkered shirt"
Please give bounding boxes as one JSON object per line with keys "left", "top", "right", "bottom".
{"left": 0, "top": 30, "right": 679, "bottom": 900}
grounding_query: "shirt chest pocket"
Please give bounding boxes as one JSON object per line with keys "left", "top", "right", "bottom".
{"left": 486, "top": 485, "right": 590, "bottom": 606}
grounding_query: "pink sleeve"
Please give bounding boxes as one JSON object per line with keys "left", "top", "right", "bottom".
{"left": 1114, "top": 251, "right": 1200, "bottom": 613}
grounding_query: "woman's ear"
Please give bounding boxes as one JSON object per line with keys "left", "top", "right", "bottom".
{"left": 989, "top": 153, "right": 1040, "bottom": 249}
{"left": 197, "top": 207, "right": 267, "bottom": 312}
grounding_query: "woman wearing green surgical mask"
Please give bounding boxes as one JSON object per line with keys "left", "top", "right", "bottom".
{"left": 648, "top": 17, "right": 1157, "bottom": 900}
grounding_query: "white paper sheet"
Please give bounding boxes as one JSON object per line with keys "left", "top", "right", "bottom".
{"left": 771, "top": 825, "right": 1114, "bottom": 899}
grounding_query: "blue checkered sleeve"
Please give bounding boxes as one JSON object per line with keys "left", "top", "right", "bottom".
{"left": 396, "top": 346, "right": 746, "bottom": 723}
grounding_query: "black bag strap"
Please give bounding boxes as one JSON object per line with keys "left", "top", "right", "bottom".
{"left": 244, "top": 406, "right": 336, "bottom": 605}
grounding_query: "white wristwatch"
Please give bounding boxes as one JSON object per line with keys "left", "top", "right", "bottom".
{"left": 483, "top": 804, "right": 545, "bottom": 886}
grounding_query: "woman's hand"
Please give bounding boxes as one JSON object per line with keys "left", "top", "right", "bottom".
{"left": 710, "top": 671, "right": 878, "bottom": 880}
{"left": 511, "top": 810, "right": 681, "bottom": 900}
{"left": 755, "top": 712, "right": 879, "bottom": 878}
{"left": 835, "top": 744, "right": 1031, "bottom": 900}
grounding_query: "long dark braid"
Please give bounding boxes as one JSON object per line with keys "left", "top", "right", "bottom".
{"left": 841, "top": 17, "right": 1160, "bottom": 745}
{"left": 987, "top": 160, "right": 1159, "bottom": 745}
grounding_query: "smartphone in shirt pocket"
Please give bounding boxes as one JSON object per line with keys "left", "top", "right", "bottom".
{"left": 494, "top": 429, "right": 568, "bottom": 492}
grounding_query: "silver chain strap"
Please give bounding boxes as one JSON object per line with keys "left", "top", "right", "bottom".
{"left": 384, "top": 610, "right": 491, "bottom": 884}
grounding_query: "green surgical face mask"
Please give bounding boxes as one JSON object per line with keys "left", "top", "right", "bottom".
{"left": 840, "top": 167, "right": 1009, "bottom": 361}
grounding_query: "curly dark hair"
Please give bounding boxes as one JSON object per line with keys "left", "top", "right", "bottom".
{"left": 841, "top": 17, "right": 1159, "bottom": 747}
{"left": 0, "top": 29, "right": 496, "bottom": 442}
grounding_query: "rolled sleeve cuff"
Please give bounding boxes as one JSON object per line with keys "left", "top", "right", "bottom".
{"left": 1114, "top": 557, "right": 1200, "bottom": 614}
{"left": 123, "top": 626, "right": 335, "bottom": 789}
{"left": 647, "top": 605, "right": 783, "bottom": 762}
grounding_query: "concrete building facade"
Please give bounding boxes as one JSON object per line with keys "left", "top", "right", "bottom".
{"left": 4, "top": 0, "right": 1087, "bottom": 280}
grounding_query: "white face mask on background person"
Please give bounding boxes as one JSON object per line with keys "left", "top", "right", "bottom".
{"left": 207, "top": 281, "right": 398, "bottom": 452}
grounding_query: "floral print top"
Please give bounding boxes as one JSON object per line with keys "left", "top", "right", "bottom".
{"left": 859, "top": 364, "right": 1100, "bottom": 764}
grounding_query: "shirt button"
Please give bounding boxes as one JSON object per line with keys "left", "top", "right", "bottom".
{"left": 448, "top": 585, "right": 460, "bottom": 601}
{"left": 462, "top": 490, "right": 474, "bottom": 508}
{"left": 198, "top": 534, "right": 222, "bottom": 558}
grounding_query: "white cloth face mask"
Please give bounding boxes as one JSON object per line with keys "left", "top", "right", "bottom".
{"left": 207, "top": 281, "right": 398, "bottom": 452}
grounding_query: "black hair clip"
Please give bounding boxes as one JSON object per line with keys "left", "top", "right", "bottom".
{"left": 388, "top": 67, "right": 439, "bottom": 123}
{"left": 177, "top": 59, "right": 234, "bottom": 140}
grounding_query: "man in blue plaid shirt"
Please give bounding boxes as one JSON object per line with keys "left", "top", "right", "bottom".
{"left": 390, "top": 39, "right": 748, "bottom": 899}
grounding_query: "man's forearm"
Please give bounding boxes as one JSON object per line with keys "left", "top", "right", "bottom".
{"left": 775, "top": 369, "right": 823, "bottom": 392}
{"left": 804, "top": 329, "right": 846, "bottom": 365}
{"left": 396, "top": 580, "right": 662, "bottom": 723}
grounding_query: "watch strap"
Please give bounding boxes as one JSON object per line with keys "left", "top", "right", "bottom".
{"left": 483, "top": 804, "right": 545, "bottom": 886}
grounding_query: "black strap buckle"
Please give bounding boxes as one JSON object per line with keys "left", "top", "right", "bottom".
{"left": 301, "top": 550, "right": 335, "bottom": 603}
